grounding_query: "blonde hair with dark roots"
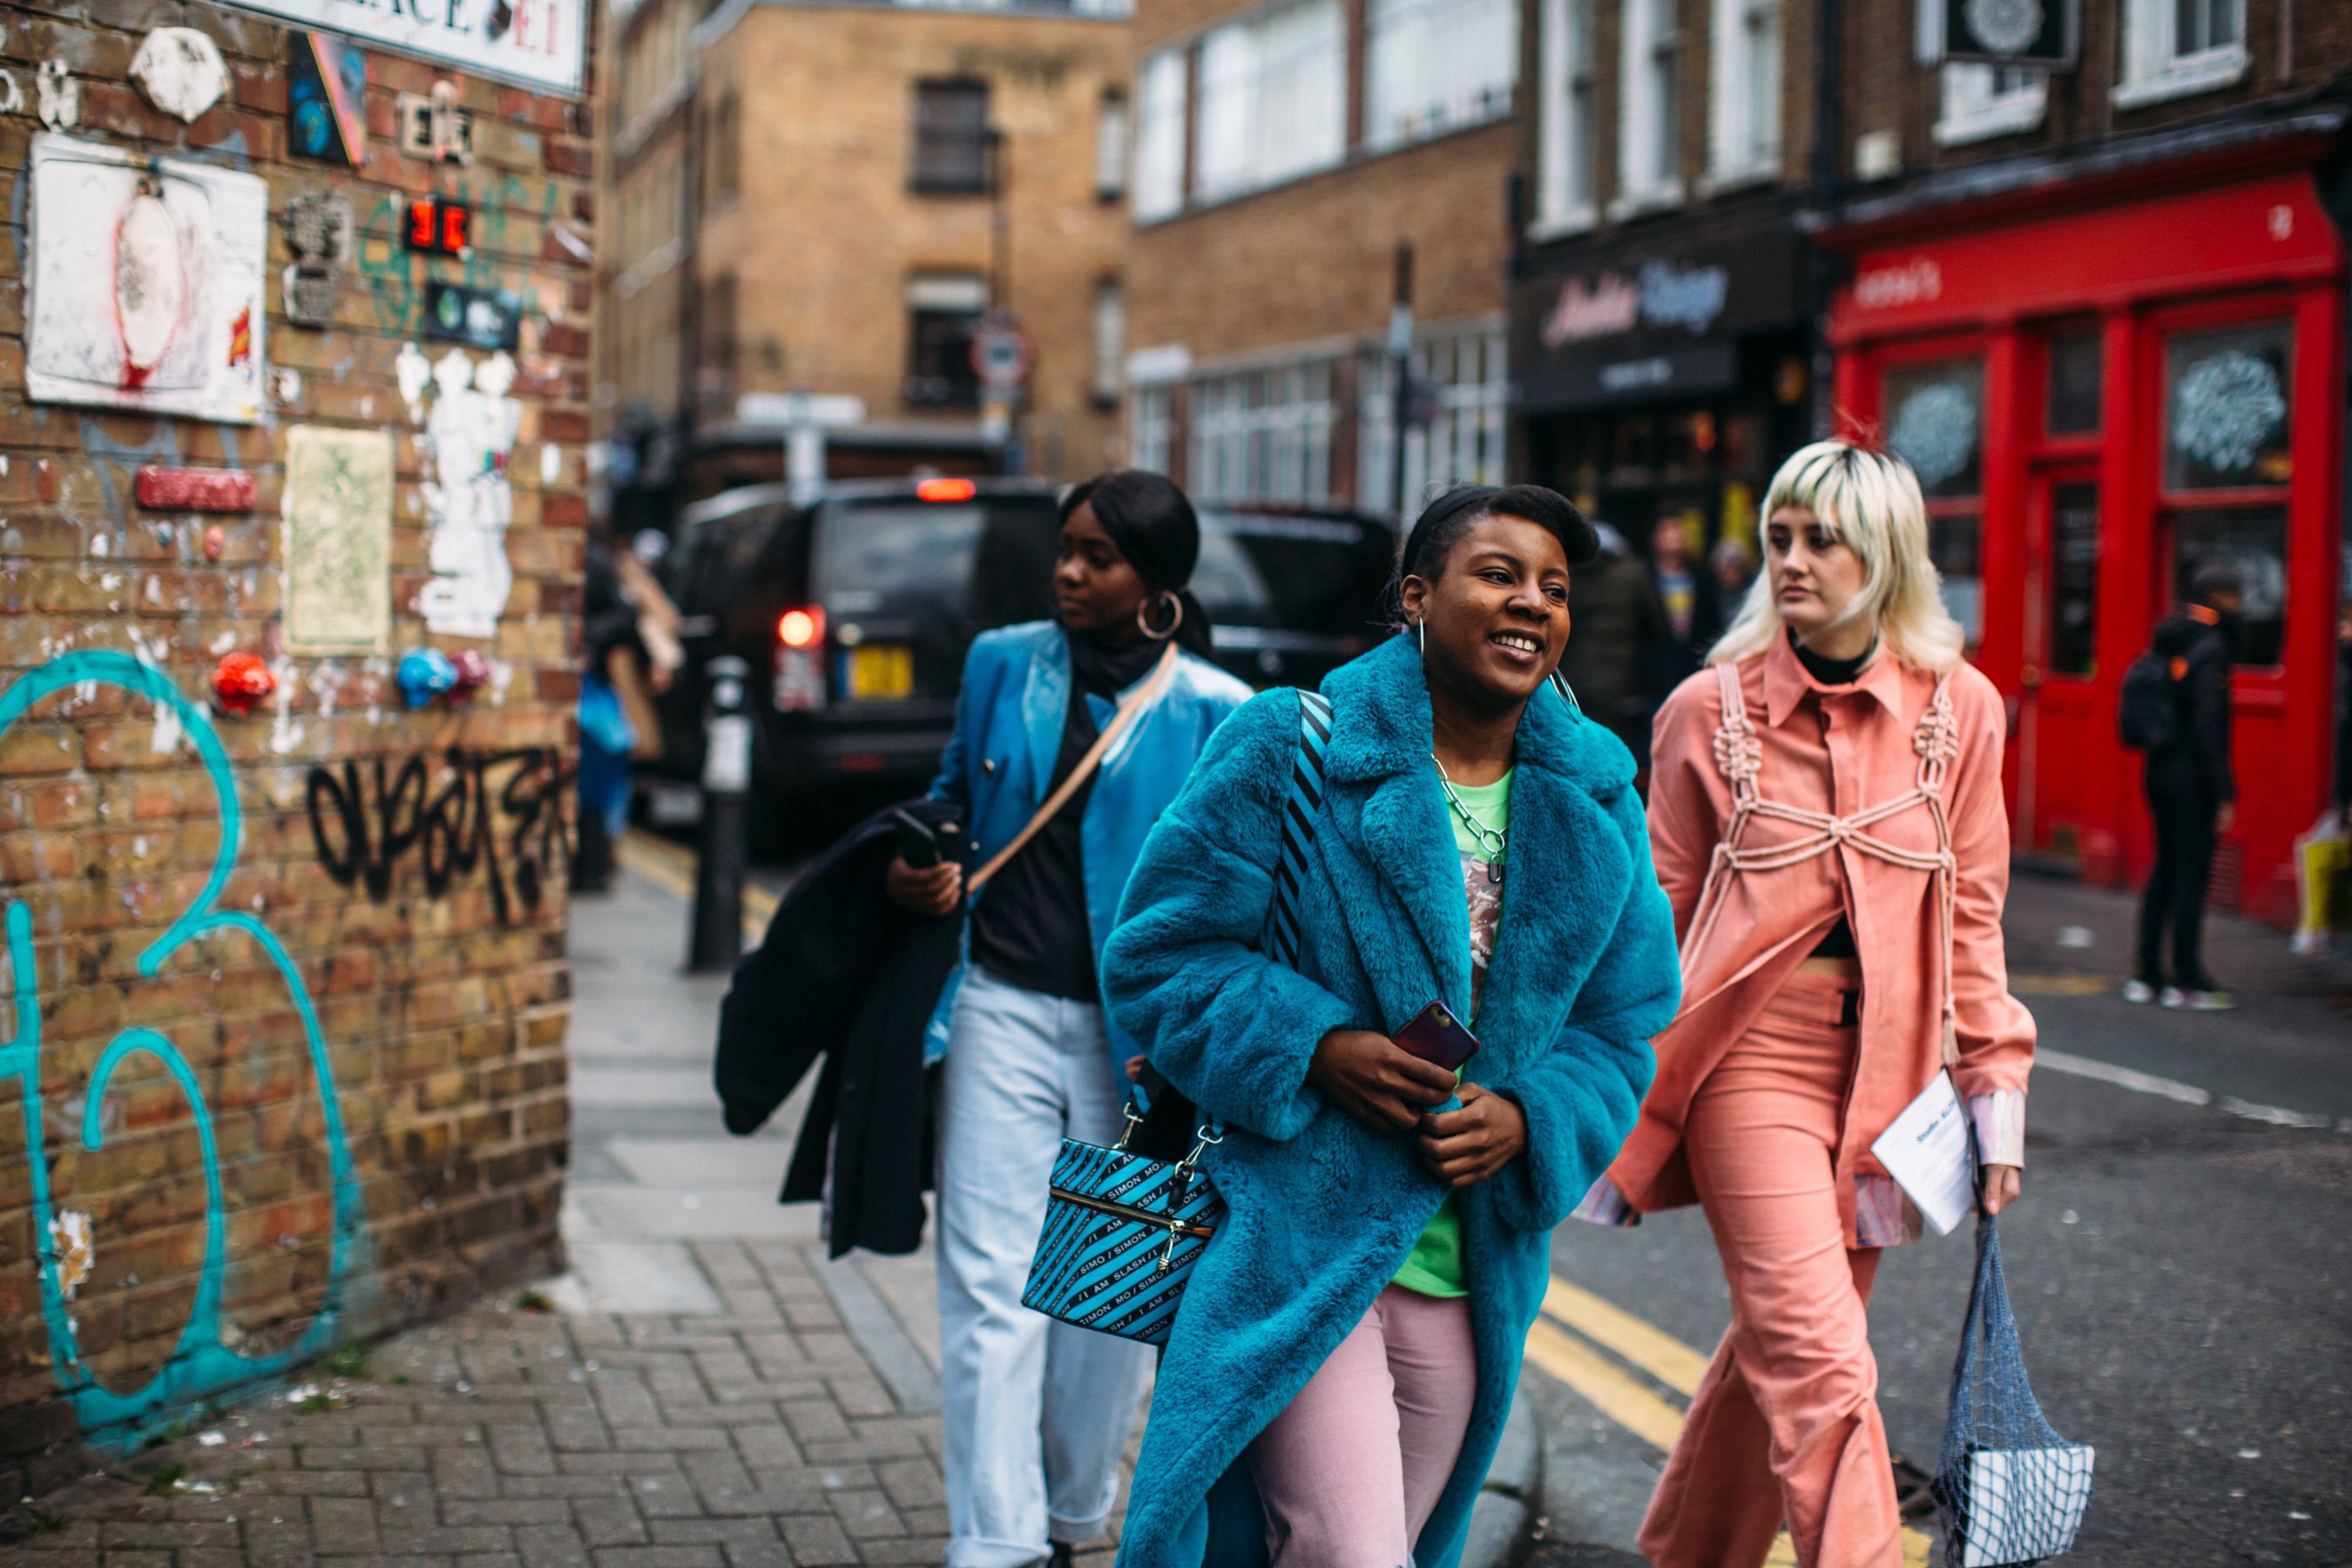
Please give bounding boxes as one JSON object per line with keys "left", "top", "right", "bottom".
{"left": 1709, "top": 439, "right": 1966, "bottom": 674}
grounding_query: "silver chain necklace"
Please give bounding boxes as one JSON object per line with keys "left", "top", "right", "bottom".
{"left": 1431, "top": 754, "right": 1506, "bottom": 882}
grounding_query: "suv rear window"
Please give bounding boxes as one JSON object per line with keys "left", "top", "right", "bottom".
{"left": 817, "top": 496, "right": 1061, "bottom": 623}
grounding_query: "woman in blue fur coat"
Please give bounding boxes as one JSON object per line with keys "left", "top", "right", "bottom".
{"left": 1103, "top": 485, "right": 1682, "bottom": 1568}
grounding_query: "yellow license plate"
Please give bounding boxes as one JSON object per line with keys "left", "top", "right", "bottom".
{"left": 847, "top": 643, "right": 914, "bottom": 700}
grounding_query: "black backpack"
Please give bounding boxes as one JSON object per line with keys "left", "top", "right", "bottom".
{"left": 2117, "top": 650, "right": 2181, "bottom": 751}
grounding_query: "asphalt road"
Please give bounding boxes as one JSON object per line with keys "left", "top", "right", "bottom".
{"left": 1529, "top": 875, "right": 2352, "bottom": 1568}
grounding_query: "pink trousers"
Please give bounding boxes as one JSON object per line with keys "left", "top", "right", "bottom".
{"left": 1639, "top": 970, "right": 1903, "bottom": 1568}
{"left": 1248, "top": 1283, "right": 1478, "bottom": 1568}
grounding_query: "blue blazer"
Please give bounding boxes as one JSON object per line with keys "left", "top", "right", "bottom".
{"left": 927, "top": 620, "right": 1254, "bottom": 1071}
{"left": 1102, "top": 632, "right": 1680, "bottom": 1568}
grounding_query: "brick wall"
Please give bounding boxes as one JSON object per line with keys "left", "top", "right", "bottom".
{"left": 0, "top": 0, "right": 594, "bottom": 1497}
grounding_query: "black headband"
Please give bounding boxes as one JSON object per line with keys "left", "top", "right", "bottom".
{"left": 1400, "top": 486, "right": 1505, "bottom": 577}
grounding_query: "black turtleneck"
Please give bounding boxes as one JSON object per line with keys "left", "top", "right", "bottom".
{"left": 967, "top": 626, "right": 1165, "bottom": 1001}
{"left": 1788, "top": 625, "right": 1876, "bottom": 687}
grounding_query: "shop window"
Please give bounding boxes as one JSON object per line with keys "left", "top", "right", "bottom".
{"left": 1612, "top": 0, "right": 1682, "bottom": 215}
{"left": 905, "top": 274, "right": 987, "bottom": 408}
{"left": 912, "top": 80, "right": 992, "bottom": 194}
{"left": 1193, "top": 0, "right": 1347, "bottom": 204}
{"left": 1192, "top": 359, "right": 1339, "bottom": 504}
{"left": 1534, "top": 0, "right": 1598, "bottom": 233}
{"left": 1934, "top": 64, "right": 2044, "bottom": 146}
{"left": 1133, "top": 51, "right": 1188, "bottom": 221}
{"left": 1885, "top": 356, "right": 1984, "bottom": 644}
{"left": 2173, "top": 509, "right": 2287, "bottom": 666}
{"left": 2046, "top": 328, "right": 2103, "bottom": 435}
{"left": 2050, "top": 482, "right": 2100, "bottom": 677}
{"left": 2115, "top": 0, "right": 2247, "bottom": 107}
{"left": 1095, "top": 87, "right": 1130, "bottom": 201}
{"left": 1707, "top": 0, "right": 1780, "bottom": 183}
{"left": 2164, "top": 322, "right": 2291, "bottom": 490}
{"left": 1364, "top": 0, "right": 1518, "bottom": 152}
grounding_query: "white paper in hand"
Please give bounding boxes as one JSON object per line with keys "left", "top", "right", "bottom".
{"left": 1870, "top": 1070, "right": 1975, "bottom": 1236}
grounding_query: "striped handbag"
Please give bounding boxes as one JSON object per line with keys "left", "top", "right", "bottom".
{"left": 1021, "top": 689, "right": 1333, "bottom": 1345}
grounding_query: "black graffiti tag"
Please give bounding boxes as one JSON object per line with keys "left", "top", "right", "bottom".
{"left": 305, "top": 747, "right": 576, "bottom": 925}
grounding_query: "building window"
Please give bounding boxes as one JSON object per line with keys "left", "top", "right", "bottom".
{"left": 701, "top": 91, "right": 740, "bottom": 206}
{"left": 1133, "top": 51, "right": 1188, "bottom": 221}
{"left": 1193, "top": 0, "right": 1346, "bottom": 203}
{"left": 2161, "top": 320, "right": 2291, "bottom": 666}
{"left": 912, "top": 80, "right": 991, "bottom": 194}
{"left": 1934, "top": 64, "right": 2045, "bottom": 145}
{"left": 1191, "top": 360, "right": 1340, "bottom": 504}
{"left": 1361, "top": 323, "right": 1509, "bottom": 517}
{"left": 1091, "top": 278, "right": 1125, "bottom": 408}
{"left": 699, "top": 273, "right": 738, "bottom": 417}
{"left": 1364, "top": 0, "right": 1517, "bottom": 152}
{"left": 1095, "top": 86, "right": 1130, "bottom": 201}
{"left": 1534, "top": 0, "right": 1598, "bottom": 233}
{"left": 1613, "top": 0, "right": 1682, "bottom": 215}
{"left": 905, "top": 273, "right": 987, "bottom": 408}
{"left": 1707, "top": 0, "right": 1779, "bottom": 183}
{"left": 2115, "top": 0, "right": 2247, "bottom": 106}
{"left": 1132, "top": 382, "right": 1176, "bottom": 474}
{"left": 2046, "top": 328, "right": 2102, "bottom": 434}
{"left": 1884, "top": 355, "right": 1985, "bottom": 647}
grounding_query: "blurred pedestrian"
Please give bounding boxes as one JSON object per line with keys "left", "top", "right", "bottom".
{"left": 573, "top": 528, "right": 667, "bottom": 893}
{"left": 1642, "top": 511, "right": 1725, "bottom": 699}
{"left": 887, "top": 470, "right": 1253, "bottom": 1568}
{"left": 1100, "top": 485, "right": 1678, "bottom": 1568}
{"left": 2120, "top": 563, "right": 2242, "bottom": 1010}
{"left": 1710, "top": 535, "right": 1759, "bottom": 608}
{"left": 1561, "top": 522, "right": 1669, "bottom": 769}
{"left": 1589, "top": 441, "right": 2036, "bottom": 1568}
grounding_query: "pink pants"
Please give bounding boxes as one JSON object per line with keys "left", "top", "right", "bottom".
{"left": 1639, "top": 970, "right": 1903, "bottom": 1568}
{"left": 1248, "top": 1283, "right": 1478, "bottom": 1568}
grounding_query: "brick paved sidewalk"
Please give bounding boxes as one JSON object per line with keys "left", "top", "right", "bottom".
{"left": 4, "top": 867, "right": 1137, "bottom": 1568}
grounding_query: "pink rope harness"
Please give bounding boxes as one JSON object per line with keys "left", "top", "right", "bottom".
{"left": 1683, "top": 660, "right": 1963, "bottom": 1064}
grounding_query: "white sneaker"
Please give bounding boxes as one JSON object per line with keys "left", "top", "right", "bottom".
{"left": 2162, "top": 986, "right": 2236, "bottom": 1011}
{"left": 2120, "top": 978, "right": 2156, "bottom": 1004}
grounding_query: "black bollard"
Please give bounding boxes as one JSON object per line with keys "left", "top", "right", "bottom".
{"left": 689, "top": 655, "right": 752, "bottom": 972}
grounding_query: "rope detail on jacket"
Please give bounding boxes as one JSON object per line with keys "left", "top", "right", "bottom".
{"left": 1684, "top": 659, "right": 1963, "bottom": 1064}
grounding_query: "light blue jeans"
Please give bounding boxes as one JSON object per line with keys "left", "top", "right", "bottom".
{"left": 938, "top": 964, "right": 1155, "bottom": 1568}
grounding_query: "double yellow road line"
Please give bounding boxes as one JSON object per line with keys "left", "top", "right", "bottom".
{"left": 1525, "top": 1274, "right": 1935, "bottom": 1566}
{"left": 618, "top": 829, "right": 780, "bottom": 943}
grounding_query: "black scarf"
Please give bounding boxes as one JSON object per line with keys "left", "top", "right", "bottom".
{"left": 1788, "top": 625, "right": 1877, "bottom": 687}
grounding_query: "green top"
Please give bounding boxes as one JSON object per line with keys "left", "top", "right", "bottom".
{"left": 1391, "top": 768, "right": 1512, "bottom": 1300}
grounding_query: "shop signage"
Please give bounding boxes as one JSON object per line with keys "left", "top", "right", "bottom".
{"left": 1520, "top": 343, "right": 1738, "bottom": 414}
{"left": 216, "top": 0, "right": 586, "bottom": 95}
{"left": 1540, "top": 260, "right": 1730, "bottom": 348}
{"left": 1853, "top": 257, "right": 1944, "bottom": 311}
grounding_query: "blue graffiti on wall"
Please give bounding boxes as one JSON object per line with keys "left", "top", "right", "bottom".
{"left": 0, "top": 652, "right": 366, "bottom": 1444}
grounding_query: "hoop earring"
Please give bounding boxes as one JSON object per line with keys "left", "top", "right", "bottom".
{"left": 1138, "top": 591, "right": 1183, "bottom": 641}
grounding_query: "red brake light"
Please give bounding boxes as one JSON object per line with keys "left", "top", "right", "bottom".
{"left": 779, "top": 608, "right": 824, "bottom": 647}
{"left": 917, "top": 477, "right": 977, "bottom": 503}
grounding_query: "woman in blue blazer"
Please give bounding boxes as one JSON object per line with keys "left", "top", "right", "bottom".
{"left": 1103, "top": 485, "right": 1681, "bottom": 1568}
{"left": 892, "top": 470, "right": 1254, "bottom": 1568}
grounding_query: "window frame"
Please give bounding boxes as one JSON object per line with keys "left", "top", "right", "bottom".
{"left": 1933, "top": 62, "right": 2047, "bottom": 146}
{"left": 1132, "top": 50, "right": 1189, "bottom": 223}
{"left": 1705, "top": 0, "right": 1781, "bottom": 187}
{"left": 1611, "top": 0, "right": 1684, "bottom": 219}
{"left": 2112, "top": 0, "right": 2247, "bottom": 108}
{"left": 1533, "top": 0, "right": 1598, "bottom": 236}
{"left": 903, "top": 273, "right": 989, "bottom": 409}
{"left": 1362, "top": 0, "right": 1520, "bottom": 154}
{"left": 1190, "top": 0, "right": 1348, "bottom": 206}
{"left": 1094, "top": 85, "right": 1131, "bottom": 202}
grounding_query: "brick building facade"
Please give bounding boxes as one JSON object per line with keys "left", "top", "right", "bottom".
{"left": 596, "top": 0, "right": 1134, "bottom": 528}
{"left": 0, "top": 0, "right": 596, "bottom": 1493}
{"left": 1122, "top": 0, "right": 1522, "bottom": 514}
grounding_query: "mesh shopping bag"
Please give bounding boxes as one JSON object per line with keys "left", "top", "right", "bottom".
{"left": 1932, "top": 1215, "right": 2095, "bottom": 1566}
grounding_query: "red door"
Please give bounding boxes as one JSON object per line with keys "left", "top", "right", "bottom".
{"left": 2015, "top": 468, "right": 2105, "bottom": 857}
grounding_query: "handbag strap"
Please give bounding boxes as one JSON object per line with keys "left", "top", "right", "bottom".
{"left": 968, "top": 639, "right": 1182, "bottom": 896}
{"left": 1265, "top": 689, "right": 1335, "bottom": 968}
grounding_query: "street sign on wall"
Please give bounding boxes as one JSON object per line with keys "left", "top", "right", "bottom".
{"left": 217, "top": 0, "right": 586, "bottom": 94}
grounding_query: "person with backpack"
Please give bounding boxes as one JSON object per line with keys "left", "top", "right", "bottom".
{"left": 887, "top": 470, "right": 1254, "bottom": 1568}
{"left": 2118, "top": 563, "right": 2242, "bottom": 1010}
{"left": 1099, "top": 485, "right": 1680, "bottom": 1568}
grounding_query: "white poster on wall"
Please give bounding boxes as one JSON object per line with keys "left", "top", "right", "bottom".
{"left": 219, "top": 0, "right": 585, "bottom": 95}
{"left": 25, "top": 133, "right": 268, "bottom": 424}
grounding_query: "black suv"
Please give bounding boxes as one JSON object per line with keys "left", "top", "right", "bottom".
{"left": 649, "top": 478, "right": 1395, "bottom": 821}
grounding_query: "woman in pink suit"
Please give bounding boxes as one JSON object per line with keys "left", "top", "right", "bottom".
{"left": 1579, "top": 440, "right": 2036, "bottom": 1568}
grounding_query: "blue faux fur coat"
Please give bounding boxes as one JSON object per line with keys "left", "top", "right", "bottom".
{"left": 1102, "top": 632, "right": 1680, "bottom": 1568}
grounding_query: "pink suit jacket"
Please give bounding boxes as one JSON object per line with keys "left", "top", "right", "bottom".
{"left": 1605, "top": 633, "right": 2036, "bottom": 1242}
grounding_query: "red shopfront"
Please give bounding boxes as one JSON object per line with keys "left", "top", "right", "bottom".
{"left": 1821, "top": 160, "right": 2346, "bottom": 925}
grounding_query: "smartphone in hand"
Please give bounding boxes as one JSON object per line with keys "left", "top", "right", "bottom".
{"left": 1393, "top": 999, "right": 1478, "bottom": 1071}
{"left": 891, "top": 808, "right": 942, "bottom": 869}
